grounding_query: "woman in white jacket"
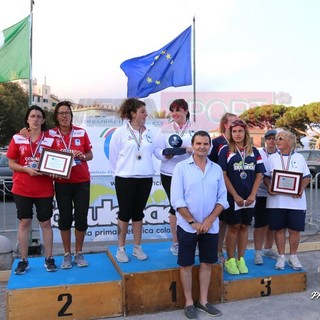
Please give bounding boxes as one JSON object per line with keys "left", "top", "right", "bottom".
{"left": 154, "top": 99, "right": 195, "bottom": 255}
{"left": 109, "top": 98, "right": 154, "bottom": 263}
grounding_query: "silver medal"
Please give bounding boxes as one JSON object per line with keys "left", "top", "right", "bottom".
{"left": 29, "top": 161, "right": 38, "bottom": 169}
{"left": 240, "top": 171, "right": 247, "bottom": 179}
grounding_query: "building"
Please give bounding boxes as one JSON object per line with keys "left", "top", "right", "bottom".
{"left": 15, "top": 78, "right": 60, "bottom": 111}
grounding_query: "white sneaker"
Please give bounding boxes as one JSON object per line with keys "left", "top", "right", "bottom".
{"left": 133, "top": 245, "right": 148, "bottom": 260}
{"left": 170, "top": 243, "right": 179, "bottom": 256}
{"left": 254, "top": 250, "right": 264, "bottom": 265}
{"left": 262, "top": 248, "right": 279, "bottom": 260}
{"left": 288, "top": 255, "right": 302, "bottom": 271}
{"left": 275, "top": 255, "right": 286, "bottom": 270}
{"left": 116, "top": 247, "right": 129, "bottom": 263}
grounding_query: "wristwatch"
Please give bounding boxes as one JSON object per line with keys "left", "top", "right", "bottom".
{"left": 188, "top": 220, "right": 195, "bottom": 225}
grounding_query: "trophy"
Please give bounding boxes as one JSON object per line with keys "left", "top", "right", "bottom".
{"left": 162, "top": 134, "right": 187, "bottom": 156}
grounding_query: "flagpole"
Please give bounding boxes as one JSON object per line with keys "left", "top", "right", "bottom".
{"left": 29, "top": 0, "right": 34, "bottom": 106}
{"left": 192, "top": 16, "right": 196, "bottom": 122}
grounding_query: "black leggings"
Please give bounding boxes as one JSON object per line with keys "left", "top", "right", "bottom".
{"left": 160, "top": 173, "right": 175, "bottom": 215}
{"left": 115, "top": 176, "right": 152, "bottom": 222}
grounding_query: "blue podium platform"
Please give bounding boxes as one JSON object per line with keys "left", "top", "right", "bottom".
{"left": 8, "top": 252, "right": 121, "bottom": 290}
{"left": 222, "top": 249, "right": 307, "bottom": 302}
{"left": 106, "top": 242, "right": 222, "bottom": 316}
{"left": 7, "top": 253, "right": 123, "bottom": 320}
{"left": 107, "top": 242, "right": 183, "bottom": 272}
{"left": 223, "top": 249, "right": 306, "bottom": 281}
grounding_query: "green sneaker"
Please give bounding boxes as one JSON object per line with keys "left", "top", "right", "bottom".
{"left": 224, "top": 257, "right": 239, "bottom": 275}
{"left": 237, "top": 257, "right": 249, "bottom": 274}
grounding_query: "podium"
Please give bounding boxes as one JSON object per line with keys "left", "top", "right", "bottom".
{"left": 6, "top": 253, "right": 122, "bottom": 320}
{"left": 223, "top": 250, "right": 306, "bottom": 302}
{"left": 107, "top": 242, "right": 222, "bottom": 316}
{"left": 6, "top": 244, "right": 306, "bottom": 319}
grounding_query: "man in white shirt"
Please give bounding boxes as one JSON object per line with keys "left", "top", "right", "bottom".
{"left": 171, "top": 130, "right": 229, "bottom": 319}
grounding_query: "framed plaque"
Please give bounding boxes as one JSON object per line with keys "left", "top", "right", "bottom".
{"left": 271, "top": 169, "right": 302, "bottom": 195}
{"left": 38, "top": 148, "right": 74, "bottom": 179}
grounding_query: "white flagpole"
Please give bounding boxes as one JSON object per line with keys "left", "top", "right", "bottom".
{"left": 28, "top": 0, "right": 34, "bottom": 106}
{"left": 192, "top": 16, "right": 196, "bottom": 122}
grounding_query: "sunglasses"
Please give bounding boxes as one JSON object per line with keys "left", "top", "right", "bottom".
{"left": 275, "top": 137, "right": 286, "bottom": 141}
{"left": 230, "top": 120, "right": 247, "bottom": 128}
{"left": 265, "top": 137, "right": 276, "bottom": 141}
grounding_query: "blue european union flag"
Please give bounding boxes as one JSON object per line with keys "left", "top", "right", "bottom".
{"left": 120, "top": 26, "right": 192, "bottom": 98}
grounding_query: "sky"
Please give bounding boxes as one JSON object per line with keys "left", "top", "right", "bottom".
{"left": 1, "top": 0, "right": 320, "bottom": 107}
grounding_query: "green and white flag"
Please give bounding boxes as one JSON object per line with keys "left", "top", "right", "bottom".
{"left": 0, "top": 15, "right": 31, "bottom": 83}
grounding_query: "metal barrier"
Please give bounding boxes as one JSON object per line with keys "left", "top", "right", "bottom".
{"left": 305, "top": 172, "right": 320, "bottom": 229}
{"left": 0, "top": 177, "right": 16, "bottom": 233}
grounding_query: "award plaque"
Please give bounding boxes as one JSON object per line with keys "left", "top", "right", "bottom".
{"left": 38, "top": 148, "right": 74, "bottom": 179}
{"left": 163, "top": 134, "right": 187, "bottom": 156}
{"left": 271, "top": 169, "right": 303, "bottom": 195}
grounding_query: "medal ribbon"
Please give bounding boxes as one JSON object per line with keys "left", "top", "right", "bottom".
{"left": 127, "top": 123, "right": 142, "bottom": 151}
{"left": 235, "top": 146, "right": 246, "bottom": 172}
{"left": 280, "top": 151, "right": 292, "bottom": 171}
{"left": 58, "top": 128, "right": 74, "bottom": 152}
{"left": 29, "top": 132, "right": 44, "bottom": 159}
{"left": 173, "top": 120, "right": 190, "bottom": 137}
{"left": 222, "top": 133, "right": 230, "bottom": 144}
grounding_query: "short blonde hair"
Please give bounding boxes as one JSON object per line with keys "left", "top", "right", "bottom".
{"left": 276, "top": 130, "right": 296, "bottom": 150}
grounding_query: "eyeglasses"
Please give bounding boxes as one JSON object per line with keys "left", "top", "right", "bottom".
{"left": 275, "top": 137, "right": 286, "bottom": 141}
{"left": 265, "top": 137, "right": 276, "bottom": 141}
{"left": 57, "top": 111, "right": 71, "bottom": 116}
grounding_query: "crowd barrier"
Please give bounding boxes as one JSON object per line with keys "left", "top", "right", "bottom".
{"left": 305, "top": 172, "right": 320, "bottom": 230}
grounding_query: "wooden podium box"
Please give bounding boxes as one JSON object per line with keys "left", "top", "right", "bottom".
{"left": 7, "top": 253, "right": 122, "bottom": 320}
{"left": 107, "top": 242, "right": 223, "bottom": 316}
{"left": 223, "top": 250, "right": 307, "bottom": 302}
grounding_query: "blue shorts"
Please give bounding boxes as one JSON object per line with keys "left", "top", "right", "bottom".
{"left": 254, "top": 197, "right": 268, "bottom": 228}
{"left": 267, "top": 209, "right": 306, "bottom": 231}
{"left": 224, "top": 201, "right": 254, "bottom": 225}
{"left": 177, "top": 226, "right": 218, "bottom": 267}
{"left": 13, "top": 194, "right": 53, "bottom": 222}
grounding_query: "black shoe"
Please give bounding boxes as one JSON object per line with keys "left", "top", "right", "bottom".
{"left": 14, "top": 259, "right": 29, "bottom": 275}
{"left": 44, "top": 256, "right": 58, "bottom": 272}
{"left": 196, "top": 301, "right": 222, "bottom": 317}
{"left": 184, "top": 305, "right": 198, "bottom": 319}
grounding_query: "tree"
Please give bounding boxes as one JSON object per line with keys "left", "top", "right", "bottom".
{"left": 276, "top": 102, "right": 320, "bottom": 148}
{"left": 0, "top": 82, "right": 29, "bottom": 147}
{"left": 0, "top": 83, "right": 56, "bottom": 148}
{"left": 240, "top": 104, "right": 291, "bottom": 129}
{"left": 43, "top": 109, "right": 55, "bottom": 130}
